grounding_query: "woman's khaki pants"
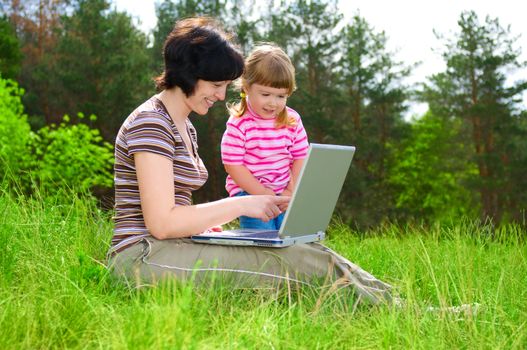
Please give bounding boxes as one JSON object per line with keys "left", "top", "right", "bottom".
{"left": 108, "top": 237, "right": 393, "bottom": 305}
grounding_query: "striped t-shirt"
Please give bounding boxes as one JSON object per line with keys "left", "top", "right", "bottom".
{"left": 110, "top": 96, "right": 208, "bottom": 254}
{"left": 221, "top": 103, "right": 309, "bottom": 196}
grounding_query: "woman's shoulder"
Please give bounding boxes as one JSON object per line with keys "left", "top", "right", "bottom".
{"left": 138, "top": 96, "right": 171, "bottom": 119}
{"left": 126, "top": 97, "right": 173, "bottom": 128}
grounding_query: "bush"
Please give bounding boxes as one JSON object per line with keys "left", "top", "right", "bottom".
{"left": 0, "top": 75, "right": 113, "bottom": 198}
{"left": 0, "top": 77, "right": 32, "bottom": 182}
{"left": 28, "top": 113, "right": 114, "bottom": 195}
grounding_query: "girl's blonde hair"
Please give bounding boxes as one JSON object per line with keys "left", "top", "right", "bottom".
{"left": 228, "top": 43, "right": 297, "bottom": 127}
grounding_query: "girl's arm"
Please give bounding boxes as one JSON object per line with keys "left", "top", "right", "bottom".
{"left": 279, "top": 159, "right": 304, "bottom": 211}
{"left": 136, "top": 152, "right": 288, "bottom": 240}
{"left": 224, "top": 164, "right": 276, "bottom": 195}
{"left": 282, "top": 158, "right": 305, "bottom": 196}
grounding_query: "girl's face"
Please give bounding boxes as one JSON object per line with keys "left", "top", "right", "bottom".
{"left": 186, "top": 80, "right": 231, "bottom": 115}
{"left": 245, "top": 83, "right": 289, "bottom": 119}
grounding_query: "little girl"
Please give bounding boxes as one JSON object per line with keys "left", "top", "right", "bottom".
{"left": 221, "top": 43, "right": 309, "bottom": 229}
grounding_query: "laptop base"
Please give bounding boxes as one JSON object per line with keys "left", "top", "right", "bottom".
{"left": 191, "top": 231, "right": 325, "bottom": 248}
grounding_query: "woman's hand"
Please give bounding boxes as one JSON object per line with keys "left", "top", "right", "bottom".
{"left": 240, "top": 195, "right": 290, "bottom": 222}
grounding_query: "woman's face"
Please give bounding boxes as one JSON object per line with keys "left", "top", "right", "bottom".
{"left": 187, "top": 80, "right": 231, "bottom": 115}
{"left": 245, "top": 83, "right": 289, "bottom": 119}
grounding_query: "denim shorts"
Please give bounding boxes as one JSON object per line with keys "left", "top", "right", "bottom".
{"left": 234, "top": 191, "right": 285, "bottom": 230}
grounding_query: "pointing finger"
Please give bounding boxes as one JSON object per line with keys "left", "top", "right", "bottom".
{"left": 274, "top": 196, "right": 291, "bottom": 203}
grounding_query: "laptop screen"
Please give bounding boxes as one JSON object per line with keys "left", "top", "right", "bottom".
{"left": 279, "top": 144, "right": 355, "bottom": 237}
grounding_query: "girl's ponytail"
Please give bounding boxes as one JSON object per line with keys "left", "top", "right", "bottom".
{"left": 227, "top": 91, "right": 248, "bottom": 118}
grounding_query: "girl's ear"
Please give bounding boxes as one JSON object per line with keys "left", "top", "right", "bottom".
{"left": 241, "top": 82, "right": 250, "bottom": 94}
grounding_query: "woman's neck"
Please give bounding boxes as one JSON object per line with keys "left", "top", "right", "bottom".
{"left": 157, "top": 88, "right": 190, "bottom": 123}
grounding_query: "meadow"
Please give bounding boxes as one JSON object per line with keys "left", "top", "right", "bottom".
{"left": 1, "top": 191, "right": 526, "bottom": 349}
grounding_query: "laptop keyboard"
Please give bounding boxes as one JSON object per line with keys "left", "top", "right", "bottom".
{"left": 225, "top": 229, "right": 279, "bottom": 239}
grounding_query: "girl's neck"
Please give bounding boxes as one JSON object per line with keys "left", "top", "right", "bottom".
{"left": 157, "top": 88, "right": 190, "bottom": 124}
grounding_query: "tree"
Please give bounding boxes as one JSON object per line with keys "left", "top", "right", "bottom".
{"left": 43, "top": 0, "right": 152, "bottom": 140}
{"left": 388, "top": 111, "right": 477, "bottom": 222}
{"left": 264, "top": 0, "right": 343, "bottom": 143}
{"left": 0, "top": 16, "right": 22, "bottom": 79}
{"left": 152, "top": 0, "right": 227, "bottom": 65}
{"left": 335, "top": 13, "right": 412, "bottom": 226}
{"left": 423, "top": 11, "right": 527, "bottom": 222}
{"left": 1, "top": 0, "right": 69, "bottom": 127}
{"left": 151, "top": 0, "right": 179, "bottom": 75}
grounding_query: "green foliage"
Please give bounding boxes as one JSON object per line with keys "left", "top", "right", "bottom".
{"left": 388, "top": 112, "right": 478, "bottom": 221}
{"left": 0, "top": 77, "right": 32, "bottom": 182}
{"left": 0, "top": 16, "right": 22, "bottom": 79}
{"left": 28, "top": 113, "right": 114, "bottom": 194}
{"left": 5, "top": 0, "right": 527, "bottom": 225}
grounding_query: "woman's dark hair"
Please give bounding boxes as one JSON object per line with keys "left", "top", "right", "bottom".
{"left": 155, "top": 17, "right": 244, "bottom": 96}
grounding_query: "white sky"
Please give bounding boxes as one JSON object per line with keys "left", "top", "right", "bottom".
{"left": 113, "top": 0, "right": 526, "bottom": 116}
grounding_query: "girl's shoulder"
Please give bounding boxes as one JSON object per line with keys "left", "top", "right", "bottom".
{"left": 227, "top": 112, "right": 255, "bottom": 128}
{"left": 286, "top": 106, "right": 302, "bottom": 121}
{"left": 285, "top": 107, "right": 305, "bottom": 129}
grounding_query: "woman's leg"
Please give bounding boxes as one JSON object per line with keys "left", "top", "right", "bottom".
{"left": 108, "top": 237, "right": 393, "bottom": 305}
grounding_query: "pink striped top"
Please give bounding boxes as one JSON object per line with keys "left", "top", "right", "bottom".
{"left": 221, "top": 103, "right": 309, "bottom": 196}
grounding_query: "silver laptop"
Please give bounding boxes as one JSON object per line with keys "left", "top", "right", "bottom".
{"left": 191, "top": 143, "right": 356, "bottom": 247}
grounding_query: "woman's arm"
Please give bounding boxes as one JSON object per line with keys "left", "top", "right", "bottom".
{"left": 136, "top": 152, "right": 287, "bottom": 239}
{"left": 224, "top": 164, "right": 275, "bottom": 195}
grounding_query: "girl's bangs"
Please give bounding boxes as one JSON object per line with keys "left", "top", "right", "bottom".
{"left": 252, "top": 58, "right": 295, "bottom": 93}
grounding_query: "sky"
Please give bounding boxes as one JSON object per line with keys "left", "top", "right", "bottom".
{"left": 112, "top": 0, "right": 526, "bottom": 116}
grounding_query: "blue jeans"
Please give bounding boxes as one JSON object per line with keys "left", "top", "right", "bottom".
{"left": 235, "top": 191, "right": 285, "bottom": 230}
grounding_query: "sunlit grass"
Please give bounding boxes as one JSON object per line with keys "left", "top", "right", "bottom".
{"left": 1, "top": 189, "right": 526, "bottom": 349}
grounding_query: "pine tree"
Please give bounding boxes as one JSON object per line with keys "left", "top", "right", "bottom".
{"left": 423, "top": 11, "right": 527, "bottom": 222}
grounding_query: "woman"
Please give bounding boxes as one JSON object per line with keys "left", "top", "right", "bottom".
{"left": 107, "top": 17, "right": 393, "bottom": 305}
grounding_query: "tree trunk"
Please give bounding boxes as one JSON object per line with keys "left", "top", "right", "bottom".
{"left": 469, "top": 65, "right": 495, "bottom": 221}
{"left": 207, "top": 114, "right": 219, "bottom": 200}
{"left": 349, "top": 87, "right": 361, "bottom": 131}
{"left": 378, "top": 103, "right": 387, "bottom": 179}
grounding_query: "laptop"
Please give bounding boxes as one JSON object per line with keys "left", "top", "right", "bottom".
{"left": 191, "top": 143, "right": 356, "bottom": 247}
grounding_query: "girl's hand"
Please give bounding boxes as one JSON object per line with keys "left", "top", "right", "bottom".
{"left": 241, "top": 195, "right": 290, "bottom": 222}
{"left": 278, "top": 189, "right": 293, "bottom": 211}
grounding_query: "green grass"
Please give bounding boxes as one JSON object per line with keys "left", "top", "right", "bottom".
{"left": 1, "top": 191, "right": 526, "bottom": 349}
